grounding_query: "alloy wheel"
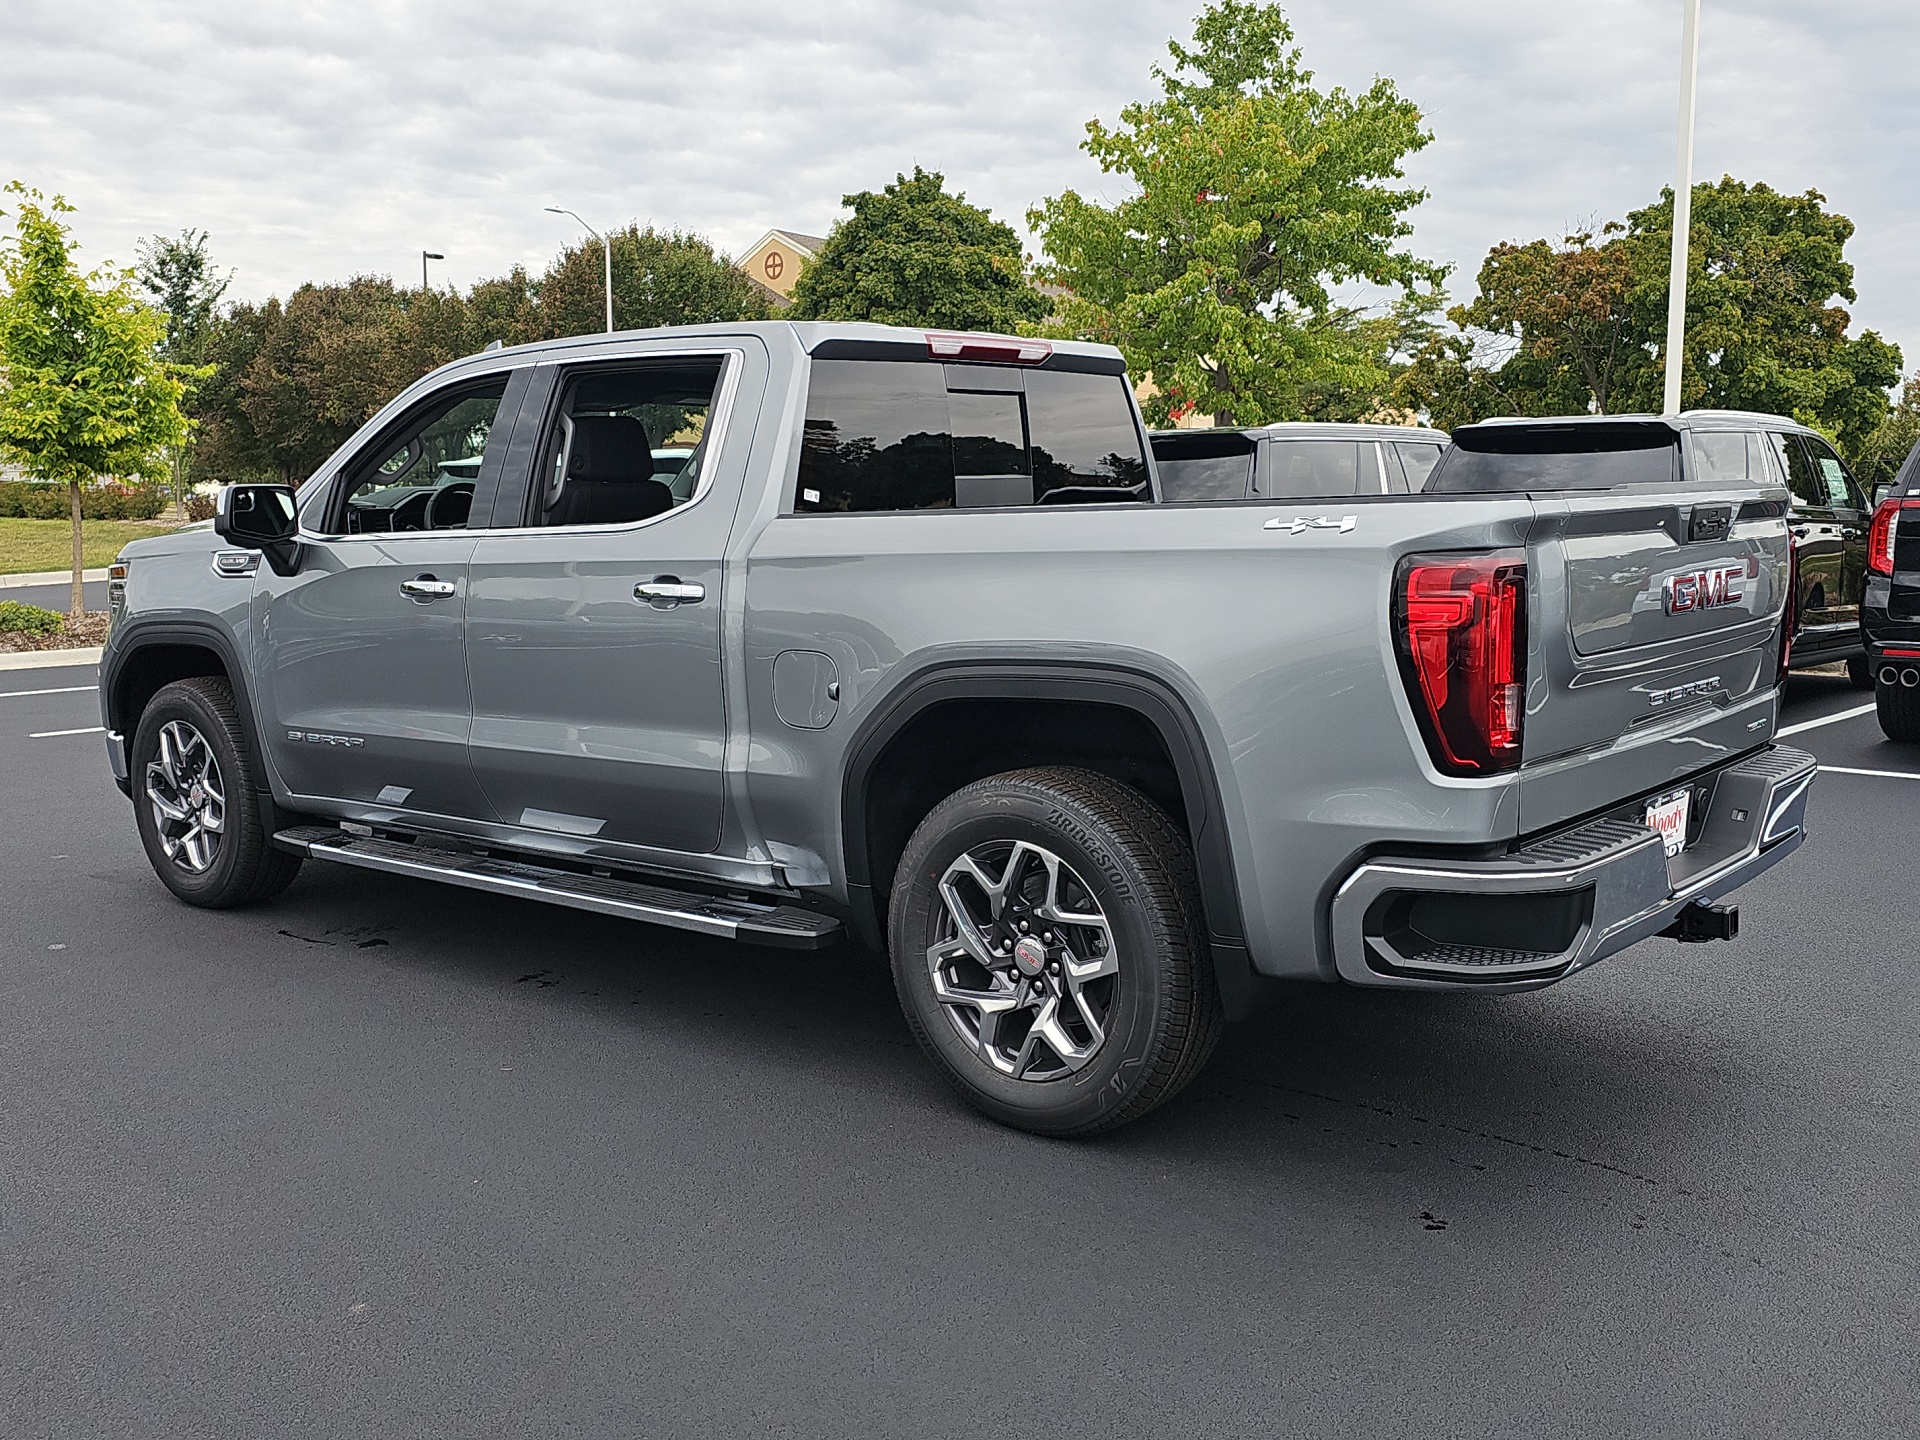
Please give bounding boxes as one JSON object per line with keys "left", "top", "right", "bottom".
{"left": 926, "top": 839, "right": 1119, "bottom": 1080}
{"left": 144, "top": 719, "right": 227, "bottom": 874}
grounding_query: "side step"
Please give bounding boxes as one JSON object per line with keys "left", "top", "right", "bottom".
{"left": 273, "top": 825, "right": 842, "bottom": 950}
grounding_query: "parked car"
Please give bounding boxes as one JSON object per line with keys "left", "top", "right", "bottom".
{"left": 1151, "top": 422, "right": 1447, "bottom": 502}
{"left": 1432, "top": 410, "right": 1873, "bottom": 687}
{"left": 100, "top": 323, "right": 1814, "bottom": 1137}
{"left": 1861, "top": 434, "right": 1920, "bottom": 740}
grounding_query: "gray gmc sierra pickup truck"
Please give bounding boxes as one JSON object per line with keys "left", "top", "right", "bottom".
{"left": 100, "top": 322, "right": 1817, "bottom": 1134}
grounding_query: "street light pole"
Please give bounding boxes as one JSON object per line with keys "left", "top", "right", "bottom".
{"left": 545, "top": 206, "right": 613, "bottom": 333}
{"left": 421, "top": 250, "right": 444, "bottom": 291}
{"left": 1662, "top": 0, "right": 1702, "bottom": 416}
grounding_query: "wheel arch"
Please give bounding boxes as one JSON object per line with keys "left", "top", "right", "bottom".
{"left": 105, "top": 623, "right": 287, "bottom": 828}
{"left": 839, "top": 662, "right": 1268, "bottom": 1019}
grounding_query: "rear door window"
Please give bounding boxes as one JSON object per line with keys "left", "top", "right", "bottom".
{"left": 1688, "top": 431, "right": 1758, "bottom": 484}
{"left": 1150, "top": 431, "right": 1256, "bottom": 501}
{"left": 1262, "top": 440, "right": 1382, "bottom": 498}
{"left": 1391, "top": 442, "right": 1444, "bottom": 491}
{"left": 1802, "top": 435, "right": 1868, "bottom": 511}
{"left": 794, "top": 359, "right": 1147, "bottom": 512}
{"left": 1770, "top": 434, "right": 1828, "bottom": 510}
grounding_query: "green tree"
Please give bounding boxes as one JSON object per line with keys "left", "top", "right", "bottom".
{"left": 1030, "top": 1, "right": 1444, "bottom": 426}
{"left": 1404, "top": 178, "right": 1903, "bottom": 449}
{"left": 136, "top": 229, "right": 230, "bottom": 514}
{"left": 1621, "top": 178, "right": 1901, "bottom": 453}
{"left": 538, "top": 226, "right": 770, "bottom": 338}
{"left": 1854, "top": 371, "right": 1920, "bottom": 489}
{"left": 238, "top": 276, "right": 459, "bottom": 484}
{"left": 0, "top": 185, "right": 188, "bottom": 615}
{"left": 789, "top": 166, "right": 1047, "bottom": 332}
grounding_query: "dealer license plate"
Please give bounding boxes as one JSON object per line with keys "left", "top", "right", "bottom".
{"left": 1645, "top": 788, "right": 1692, "bottom": 858}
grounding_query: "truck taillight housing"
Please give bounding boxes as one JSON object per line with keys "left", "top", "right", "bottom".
{"left": 1395, "top": 552, "right": 1528, "bottom": 775}
{"left": 1868, "top": 498, "right": 1918, "bottom": 577}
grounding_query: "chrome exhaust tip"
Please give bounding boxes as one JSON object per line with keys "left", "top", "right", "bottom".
{"left": 1881, "top": 665, "right": 1902, "bottom": 686}
{"left": 1904, "top": 668, "right": 1920, "bottom": 689}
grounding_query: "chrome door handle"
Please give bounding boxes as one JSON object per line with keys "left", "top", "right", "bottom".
{"left": 400, "top": 576, "right": 457, "bottom": 600}
{"left": 635, "top": 578, "right": 705, "bottom": 607}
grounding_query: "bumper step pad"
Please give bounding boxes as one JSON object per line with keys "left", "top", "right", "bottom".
{"left": 273, "top": 825, "right": 842, "bottom": 949}
{"left": 1330, "top": 744, "right": 1817, "bottom": 990}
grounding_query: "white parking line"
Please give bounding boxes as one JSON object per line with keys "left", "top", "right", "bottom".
{"left": 28, "top": 726, "right": 105, "bottom": 738}
{"left": 1819, "top": 765, "right": 1920, "bottom": 782}
{"left": 1778, "top": 702, "right": 1878, "bottom": 738}
{"left": 0, "top": 685, "right": 95, "bottom": 699}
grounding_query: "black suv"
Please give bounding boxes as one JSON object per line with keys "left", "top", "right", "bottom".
{"left": 1862, "top": 435, "right": 1920, "bottom": 741}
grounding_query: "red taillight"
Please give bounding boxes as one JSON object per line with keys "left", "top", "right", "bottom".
{"left": 1868, "top": 498, "right": 1917, "bottom": 577}
{"left": 925, "top": 331, "right": 1053, "bottom": 364}
{"left": 1395, "top": 552, "right": 1527, "bottom": 775}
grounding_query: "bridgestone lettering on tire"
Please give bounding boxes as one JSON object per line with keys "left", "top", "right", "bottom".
{"left": 131, "top": 677, "right": 303, "bottom": 908}
{"left": 887, "top": 766, "right": 1223, "bottom": 1137}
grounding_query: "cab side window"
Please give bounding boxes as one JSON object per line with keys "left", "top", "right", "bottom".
{"left": 1688, "top": 431, "right": 1757, "bottom": 484}
{"left": 337, "top": 379, "right": 507, "bottom": 534}
{"left": 526, "top": 360, "right": 725, "bottom": 528}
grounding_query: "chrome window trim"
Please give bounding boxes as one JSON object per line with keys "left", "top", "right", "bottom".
{"left": 296, "top": 347, "right": 746, "bottom": 544}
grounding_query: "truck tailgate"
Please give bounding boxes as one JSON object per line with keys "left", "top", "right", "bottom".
{"left": 1520, "top": 485, "right": 1792, "bottom": 833}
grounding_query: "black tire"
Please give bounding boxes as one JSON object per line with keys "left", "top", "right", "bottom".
{"left": 131, "top": 676, "right": 303, "bottom": 907}
{"left": 1847, "top": 654, "right": 1875, "bottom": 690}
{"left": 887, "top": 766, "right": 1223, "bottom": 1137}
{"left": 1877, "top": 669, "right": 1920, "bottom": 743}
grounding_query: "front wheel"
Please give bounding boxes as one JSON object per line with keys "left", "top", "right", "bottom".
{"left": 887, "top": 767, "right": 1222, "bottom": 1137}
{"left": 131, "top": 677, "right": 303, "bottom": 907}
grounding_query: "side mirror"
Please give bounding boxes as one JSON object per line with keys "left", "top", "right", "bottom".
{"left": 214, "top": 484, "right": 301, "bottom": 574}
{"left": 1873, "top": 482, "right": 1897, "bottom": 508}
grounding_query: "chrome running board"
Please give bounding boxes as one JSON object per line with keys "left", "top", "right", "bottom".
{"left": 272, "top": 825, "right": 842, "bottom": 949}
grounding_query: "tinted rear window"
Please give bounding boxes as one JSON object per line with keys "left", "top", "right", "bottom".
{"left": 796, "top": 359, "right": 1147, "bottom": 512}
{"left": 1392, "top": 441, "right": 1444, "bottom": 490}
{"left": 1262, "top": 440, "right": 1382, "bottom": 498}
{"left": 1430, "top": 424, "right": 1679, "bottom": 492}
{"left": 1151, "top": 431, "right": 1255, "bottom": 501}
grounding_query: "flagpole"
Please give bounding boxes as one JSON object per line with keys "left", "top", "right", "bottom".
{"left": 1662, "top": 0, "right": 1702, "bottom": 415}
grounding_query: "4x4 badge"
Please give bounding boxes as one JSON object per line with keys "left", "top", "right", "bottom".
{"left": 1265, "top": 514, "right": 1357, "bottom": 534}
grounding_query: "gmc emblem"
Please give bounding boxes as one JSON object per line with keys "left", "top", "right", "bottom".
{"left": 1664, "top": 563, "right": 1747, "bottom": 615}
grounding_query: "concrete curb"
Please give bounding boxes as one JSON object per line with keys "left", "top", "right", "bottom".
{"left": 0, "top": 647, "right": 103, "bottom": 672}
{"left": 1, "top": 569, "right": 110, "bottom": 588}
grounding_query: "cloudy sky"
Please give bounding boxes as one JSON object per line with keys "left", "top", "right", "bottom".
{"left": 7, "top": 0, "right": 1917, "bottom": 374}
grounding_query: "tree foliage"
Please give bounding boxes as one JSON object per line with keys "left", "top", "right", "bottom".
{"left": 788, "top": 166, "right": 1046, "bottom": 332}
{"left": 1030, "top": 1, "right": 1444, "bottom": 426}
{"left": 541, "top": 226, "right": 772, "bottom": 337}
{"left": 0, "top": 184, "right": 188, "bottom": 613}
{"left": 1403, "top": 177, "right": 1904, "bottom": 456}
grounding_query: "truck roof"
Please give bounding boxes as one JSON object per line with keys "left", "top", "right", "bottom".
{"left": 442, "top": 321, "right": 1127, "bottom": 376}
{"left": 1465, "top": 409, "right": 1813, "bottom": 436}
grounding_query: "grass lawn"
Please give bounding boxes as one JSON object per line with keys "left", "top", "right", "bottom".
{"left": 0, "top": 517, "right": 182, "bottom": 575}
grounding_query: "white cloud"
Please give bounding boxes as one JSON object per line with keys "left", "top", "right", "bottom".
{"left": 5, "top": 0, "right": 1916, "bottom": 375}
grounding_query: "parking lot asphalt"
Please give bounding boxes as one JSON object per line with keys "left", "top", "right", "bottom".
{"left": 0, "top": 581, "right": 108, "bottom": 614}
{"left": 3, "top": 664, "right": 1915, "bottom": 1439}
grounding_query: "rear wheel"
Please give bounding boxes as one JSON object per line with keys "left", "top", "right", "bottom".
{"left": 132, "top": 677, "right": 303, "bottom": 907}
{"left": 887, "top": 767, "right": 1222, "bottom": 1137}
{"left": 1876, "top": 665, "right": 1920, "bottom": 743}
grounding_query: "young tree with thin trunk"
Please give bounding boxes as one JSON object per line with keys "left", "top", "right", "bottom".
{"left": 0, "top": 185, "right": 187, "bottom": 617}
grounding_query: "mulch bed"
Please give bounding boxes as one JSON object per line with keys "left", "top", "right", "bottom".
{"left": 0, "top": 612, "right": 111, "bottom": 653}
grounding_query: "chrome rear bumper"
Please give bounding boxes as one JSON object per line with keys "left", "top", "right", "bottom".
{"left": 1330, "top": 745, "right": 1816, "bottom": 991}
